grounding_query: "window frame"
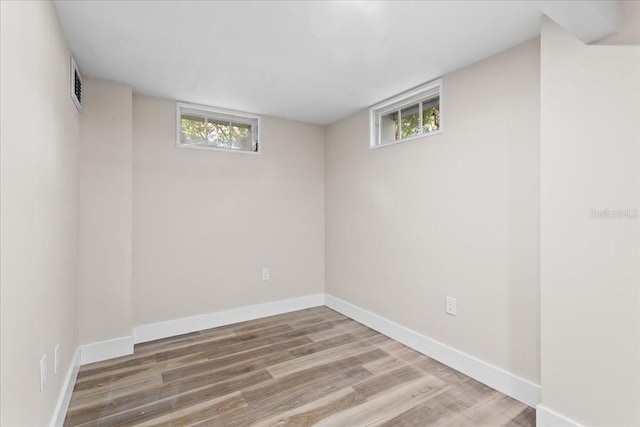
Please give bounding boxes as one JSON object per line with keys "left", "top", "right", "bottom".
{"left": 369, "top": 79, "right": 443, "bottom": 149}
{"left": 176, "top": 102, "right": 261, "bottom": 154}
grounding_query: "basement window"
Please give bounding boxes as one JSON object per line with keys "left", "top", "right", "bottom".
{"left": 369, "top": 79, "right": 442, "bottom": 149}
{"left": 177, "top": 102, "right": 260, "bottom": 153}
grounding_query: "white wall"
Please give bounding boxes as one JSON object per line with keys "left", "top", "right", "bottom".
{"left": 325, "top": 39, "right": 541, "bottom": 384}
{"left": 0, "top": 1, "right": 80, "bottom": 425}
{"left": 132, "top": 95, "right": 325, "bottom": 326}
{"left": 78, "top": 78, "right": 133, "bottom": 345}
{"left": 597, "top": 0, "right": 640, "bottom": 45}
{"left": 3, "top": 3, "right": 637, "bottom": 425}
{"left": 539, "top": 17, "right": 640, "bottom": 427}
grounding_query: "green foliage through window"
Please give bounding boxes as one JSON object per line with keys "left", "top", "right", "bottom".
{"left": 177, "top": 103, "right": 259, "bottom": 153}
{"left": 181, "top": 115, "right": 254, "bottom": 151}
{"left": 379, "top": 96, "right": 440, "bottom": 144}
{"left": 371, "top": 79, "right": 442, "bottom": 148}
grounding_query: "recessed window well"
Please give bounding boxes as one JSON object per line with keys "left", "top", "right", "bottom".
{"left": 369, "top": 79, "right": 442, "bottom": 149}
{"left": 176, "top": 102, "right": 260, "bottom": 153}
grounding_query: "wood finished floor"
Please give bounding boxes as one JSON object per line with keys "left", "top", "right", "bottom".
{"left": 64, "top": 307, "right": 535, "bottom": 426}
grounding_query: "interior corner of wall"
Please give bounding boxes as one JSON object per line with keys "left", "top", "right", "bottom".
{"left": 540, "top": 14, "right": 586, "bottom": 69}
{"left": 541, "top": 15, "right": 585, "bottom": 47}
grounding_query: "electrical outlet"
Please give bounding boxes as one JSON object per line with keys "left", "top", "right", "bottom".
{"left": 40, "top": 355, "right": 47, "bottom": 391}
{"left": 262, "top": 267, "right": 270, "bottom": 281}
{"left": 446, "top": 296, "right": 457, "bottom": 316}
{"left": 54, "top": 345, "right": 60, "bottom": 374}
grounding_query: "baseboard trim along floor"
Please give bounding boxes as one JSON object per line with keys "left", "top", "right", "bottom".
{"left": 78, "top": 294, "right": 326, "bottom": 366}
{"left": 535, "top": 404, "right": 582, "bottom": 427}
{"left": 132, "top": 293, "right": 326, "bottom": 344}
{"left": 324, "top": 294, "right": 541, "bottom": 408}
{"left": 73, "top": 292, "right": 542, "bottom": 420}
{"left": 49, "top": 347, "right": 80, "bottom": 427}
{"left": 80, "top": 335, "right": 134, "bottom": 365}
{"left": 64, "top": 306, "right": 535, "bottom": 425}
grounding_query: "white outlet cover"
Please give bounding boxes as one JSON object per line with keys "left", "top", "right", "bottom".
{"left": 262, "top": 268, "right": 270, "bottom": 281}
{"left": 40, "top": 355, "right": 47, "bottom": 391}
{"left": 54, "top": 345, "right": 60, "bottom": 374}
{"left": 446, "top": 296, "right": 457, "bottom": 316}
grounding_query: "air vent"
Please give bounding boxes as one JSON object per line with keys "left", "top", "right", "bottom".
{"left": 70, "top": 56, "right": 82, "bottom": 112}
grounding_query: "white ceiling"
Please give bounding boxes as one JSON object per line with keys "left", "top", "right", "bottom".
{"left": 54, "top": 1, "right": 619, "bottom": 125}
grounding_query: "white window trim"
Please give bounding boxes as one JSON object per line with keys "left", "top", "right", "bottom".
{"left": 369, "top": 79, "right": 443, "bottom": 150}
{"left": 176, "top": 102, "right": 262, "bottom": 155}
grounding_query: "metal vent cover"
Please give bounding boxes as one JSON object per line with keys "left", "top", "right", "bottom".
{"left": 70, "top": 56, "right": 82, "bottom": 112}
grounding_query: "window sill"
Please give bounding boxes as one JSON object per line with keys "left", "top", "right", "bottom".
{"left": 176, "top": 143, "right": 261, "bottom": 155}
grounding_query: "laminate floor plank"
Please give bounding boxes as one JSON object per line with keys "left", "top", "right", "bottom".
{"left": 157, "top": 353, "right": 291, "bottom": 400}
{"left": 313, "top": 375, "right": 450, "bottom": 427}
{"left": 266, "top": 340, "right": 374, "bottom": 378}
{"left": 154, "top": 325, "right": 294, "bottom": 362}
{"left": 361, "top": 356, "right": 408, "bottom": 376}
{"left": 134, "top": 330, "right": 239, "bottom": 356}
{"left": 76, "top": 354, "right": 158, "bottom": 380}
{"left": 351, "top": 365, "right": 426, "bottom": 399}
{"left": 68, "top": 375, "right": 164, "bottom": 414}
{"left": 251, "top": 387, "right": 365, "bottom": 427}
{"left": 70, "top": 352, "right": 210, "bottom": 406}
{"left": 134, "top": 392, "right": 247, "bottom": 427}
{"left": 304, "top": 321, "right": 369, "bottom": 342}
{"left": 64, "top": 307, "right": 535, "bottom": 426}
{"left": 214, "top": 367, "right": 373, "bottom": 427}
{"left": 378, "top": 378, "right": 501, "bottom": 427}
{"left": 502, "top": 406, "right": 537, "bottom": 427}
{"left": 161, "top": 336, "right": 311, "bottom": 383}
{"left": 287, "top": 333, "right": 357, "bottom": 358}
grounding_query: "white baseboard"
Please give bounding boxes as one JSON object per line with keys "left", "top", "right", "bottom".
{"left": 49, "top": 347, "right": 80, "bottom": 427}
{"left": 132, "top": 293, "right": 326, "bottom": 344}
{"left": 325, "top": 294, "right": 541, "bottom": 408}
{"left": 536, "top": 405, "right": 582, "bottom": 427}
{"left": 77, "top": 293, "right": 540, "bottom": 411}
{"left": 80, "top": 335, "right": 133, "bottom": 365}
